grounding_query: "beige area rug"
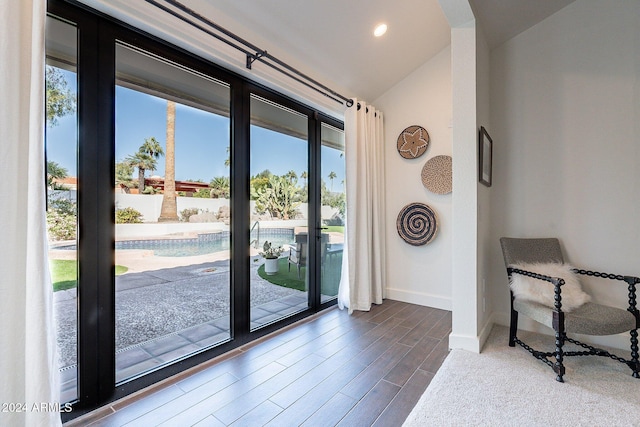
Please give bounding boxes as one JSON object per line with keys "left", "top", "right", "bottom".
{"left": 404, "top": 325, "right": 640, "bottom": 426}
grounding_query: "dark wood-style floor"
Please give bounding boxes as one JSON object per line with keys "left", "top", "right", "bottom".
{"left": 68, "top": 300, "right": 451, "bottom": 427}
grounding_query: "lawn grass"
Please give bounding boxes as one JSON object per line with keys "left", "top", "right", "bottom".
{"left": 324, "top": 225, "right": 344, "bottom": 233}
{"left": 257, "top": 253, "right": 342, "bottom": 296}
{"left": 50, "top": 259, "right": 128, "bottom": 292}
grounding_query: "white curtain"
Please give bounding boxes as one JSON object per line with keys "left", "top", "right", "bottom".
{"left": 338, "top": 100, "right": 386, "bottom": 313}
{"left": 0, "top": 1, "right": 62, "bottom": 426}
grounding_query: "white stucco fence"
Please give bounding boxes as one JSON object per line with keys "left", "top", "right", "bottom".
{"left": 115, "top": 194, "right": 228, "bottom": 222}
{"left": 114, "top": 194, "right": 340, "bottom": 238}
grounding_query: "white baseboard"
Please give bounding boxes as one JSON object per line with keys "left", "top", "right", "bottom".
{"left": 448, "top": 313, "right": 498, "bottom": 353}
{"left": 448, "top": 332, "right": 480, "bottom": 352}
{"left": 385, "top": 287, "right": 451, "bottom": 311}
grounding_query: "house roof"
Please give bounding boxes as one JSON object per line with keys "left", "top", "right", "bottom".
{"left": 52, "top": 176, "right": 77, "bottom": 189}
{"left": 145, "top": 177, "right": 210, "bottom": 193}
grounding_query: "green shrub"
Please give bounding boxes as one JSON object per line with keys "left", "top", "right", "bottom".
{"left": 49, "top": 198, "right": 76, "bottom": 216}
{"left": 209, "top": 176, "right": 230, "bottom": 199}
{"left": 116, "top": 207, "right": 143, "bottom": 223}
{"left": 324, "top": 192, "right": 346, "bottom": 216}
{"left": 46, "top": 209, "right": 76, "bottom": 241}
{"left": 46, "top": 198, "right": 77, "bottom": 241}
{"left": 252, "top": 175, "right": 301, "bottom": 219}
{"left": 141, "top": 185, "right": 159, "bottom": 194}
{"left": 180, "top": 208, "right": 201, "bottom": 222}
{"left": 180, "top": 207, "right": 200, "bottom": 222}
{"left": 192, "top": 188, "right": 212, "bottom": 198}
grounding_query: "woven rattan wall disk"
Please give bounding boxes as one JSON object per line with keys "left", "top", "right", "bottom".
{"left": 396, "top": 202, "right": 438, "bottom": 245}
{"left": 397, "top": 125, "right": 430, "bottom": 159}
{"left": 422, "top": 155, "right": 452, "bottom": 194}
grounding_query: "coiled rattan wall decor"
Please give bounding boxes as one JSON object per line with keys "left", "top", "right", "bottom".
{"left": 397, "top": 125, "right": 430, "bottom": 159}
{"left": 396, "top": 202, "right": 438, "bottom": 245}
{"left": 421, "top": 155, "right": 452, "bottom": 194}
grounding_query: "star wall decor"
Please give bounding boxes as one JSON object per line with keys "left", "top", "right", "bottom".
{"left": 397, "top": 125, "right": 430, "bottom": 159}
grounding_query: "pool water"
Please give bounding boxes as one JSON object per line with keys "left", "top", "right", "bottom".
{"left": 55, "top": 228, "right": 296, "bottom": 257}
{"left": 123, "top": 228, "right": 296, "bottom": 257}
{"left": 116, "top": 232, "right": 233, "bottom": 257}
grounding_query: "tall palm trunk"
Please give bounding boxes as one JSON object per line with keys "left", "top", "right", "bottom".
{"left": 138, "top": 167, "right": 145, "bottom": 192}
{"left": 158, "top": 100, "right": 178, "bottom": 221}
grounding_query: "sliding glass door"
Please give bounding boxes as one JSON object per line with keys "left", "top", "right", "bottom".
{"left": 47, "top": 0, "right": 343, "bottom": 418}
{"left": 320, "top": 124, "right": 346, "bottom": 302}
{"left": 114, "top": 43, "right": 232, "bottom": 382}
{"left": 45, "top": 15, "right": 79, "bottom": 403}
{"left": 249, "top": 94, "right": 310, "bottom": 329}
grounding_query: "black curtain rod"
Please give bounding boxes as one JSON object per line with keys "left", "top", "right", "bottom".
{"left": 144, "top": 0, "right": 355, "bottom": 107}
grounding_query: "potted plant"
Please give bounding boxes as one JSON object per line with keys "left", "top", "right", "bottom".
{"left": 259, "top": 241, "right": 283, "bottom": 275}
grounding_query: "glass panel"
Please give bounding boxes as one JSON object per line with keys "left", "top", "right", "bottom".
{"left": 45, "top": 15, "right": 79, "bottom": 403}
{"left": 249, "top": 95, "right": 309, "bottom": 329}
{"left": 115, "top": 44, "right": 231, "bottom": 382}
{"left": 320, "top": 124, "right": 345, "bottom": 302}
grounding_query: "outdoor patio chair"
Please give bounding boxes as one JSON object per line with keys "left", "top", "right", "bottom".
{"left": 288, "top": 232, "right": 329, "bottom": 279}
{"left": 500, "top": 237, "right": 640, "bottom": 382}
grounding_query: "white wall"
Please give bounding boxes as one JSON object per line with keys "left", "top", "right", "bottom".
{"left": 475, "top": 19, "right": 492, "bottom": 343}
{"left": 373, "top": 46, "right": 453, "bottom": 310}
{"left": 115, "top": 194, "right": 229, "bottom": 222}
{"left": 489, "top": 0, "right": 640, "bottom": 349}
{"left": 449, "top": 19, "right": 481, "bottom": 352}
{"left": 115, "top": 194, "right": 339, "bottom": 224}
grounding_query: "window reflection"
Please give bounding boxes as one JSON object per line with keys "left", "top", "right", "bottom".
{"left": 46, "top": 15, "right": 79, "bottom": 403}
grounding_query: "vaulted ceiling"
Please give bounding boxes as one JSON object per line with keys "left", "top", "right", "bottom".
{"left": 79, "top": 0, "right": 576, "bottom": 104}
{"left": 178, "top": 0, "right": 451, "bottom": 102}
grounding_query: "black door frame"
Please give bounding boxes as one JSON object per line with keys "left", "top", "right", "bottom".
{"left": 48, "top": 0, "right": 342, "bottom": 421}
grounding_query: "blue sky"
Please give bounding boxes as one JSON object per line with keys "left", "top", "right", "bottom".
{"left": 46, "top": 68, "right": 345, "bottom": 188}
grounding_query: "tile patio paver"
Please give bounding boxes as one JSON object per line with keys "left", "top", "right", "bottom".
{"left": 56, "top": 256, "right": 338, "bottom": 402}
{"left": 59, "top": 292, "right": 335, "bottom": 401}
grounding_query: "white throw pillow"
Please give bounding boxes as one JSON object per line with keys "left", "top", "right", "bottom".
{"left": 509, "top": 262, "right": 591, "bottom": 312}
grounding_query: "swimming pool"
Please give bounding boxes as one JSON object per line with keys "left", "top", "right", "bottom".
{"left": 55, "top": 228, "right": 295, "bottom": 257}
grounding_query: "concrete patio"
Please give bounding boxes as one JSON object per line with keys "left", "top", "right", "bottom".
{"left": 54, "top": 256, "right": 335, "bottom": 403}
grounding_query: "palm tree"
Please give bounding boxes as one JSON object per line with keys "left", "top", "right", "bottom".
{"left": 127, "top": 136, "right": 164, "bottom": 192}
{"left": 159, "top": 100, "right": 179, "bottom": 222}
{"left": 300, "top": 171, "right": 308, "bottom": 187}
{"left": 126, "top": 152, "right": 157, "bottom": 191}
{"left": 140, "top": 136, "right": 164, "bottom": 159}
{"left": 328, "top": 171, "right": 337, "bottom": 192}
{"left": 285, "top": 170, "right": 298, "bottom": 184}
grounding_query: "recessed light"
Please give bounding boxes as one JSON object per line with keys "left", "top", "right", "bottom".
{"left": 373, "top": 23, "right": 387, "bottom": 37}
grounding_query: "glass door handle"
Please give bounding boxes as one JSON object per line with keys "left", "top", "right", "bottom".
{"left": 316, "top": 226, "right": 328, "bottom": 239}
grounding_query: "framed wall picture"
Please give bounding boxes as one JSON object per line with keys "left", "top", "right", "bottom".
{"left": 479, "top": 126, "right": 493, "bottom": 187}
